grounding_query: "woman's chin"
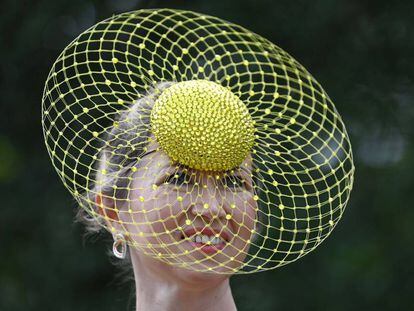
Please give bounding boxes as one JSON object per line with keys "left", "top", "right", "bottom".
{"left": 170, "top": 239, "right": 248, "bottom": 272}
{"left": 132, "top": 236, "right": 250, "bottom": 274}
{"left": 172, "top": 264, "right": 229, "bottom": 285}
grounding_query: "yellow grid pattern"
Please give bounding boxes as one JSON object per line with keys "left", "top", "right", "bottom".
{"left": 42, "top": 9, "right": 354, "bottom": 274}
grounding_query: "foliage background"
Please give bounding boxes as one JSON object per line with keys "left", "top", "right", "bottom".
{"left": 1, "top": 0, "right": 413, "bottom": 310}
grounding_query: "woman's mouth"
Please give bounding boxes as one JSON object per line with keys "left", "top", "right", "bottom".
{"left": 181, "top": 228, "right": 229, "bottom": 254}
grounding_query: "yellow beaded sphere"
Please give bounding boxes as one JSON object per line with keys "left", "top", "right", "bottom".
{"left": 151, "top": 80, "right": 255, "bottom": 171}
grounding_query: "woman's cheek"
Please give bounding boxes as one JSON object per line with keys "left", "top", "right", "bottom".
{"left": 244, "top": 192, "right": 258, "bottom": 217}
{"left": 234, "top": 192, "right": 257, "bottom": 219}
{"left": 234, "top": 194, "right": 257, "bottom": 241}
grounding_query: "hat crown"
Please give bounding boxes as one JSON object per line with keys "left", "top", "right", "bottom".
{"left": 151, "top": 80, "right": 255, "bottom": 171}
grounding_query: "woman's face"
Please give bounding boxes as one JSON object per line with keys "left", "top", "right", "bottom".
{"left": 113, "top": 141, "right": 258, "bottom": 274}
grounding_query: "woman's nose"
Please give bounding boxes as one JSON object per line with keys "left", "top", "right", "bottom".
{"left": 190, "top": 189, "right": 227, "bottom": 219}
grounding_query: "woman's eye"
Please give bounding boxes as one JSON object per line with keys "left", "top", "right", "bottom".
{"left": 165, "top": 172, "right": 189, "bottom": 186}
{"left": 223, "top": 175, "right": 245, "bottom": 189}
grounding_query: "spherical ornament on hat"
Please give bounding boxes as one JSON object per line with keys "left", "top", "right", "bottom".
{"left": 151, "top": 80, "right": 255, "bottom": 171}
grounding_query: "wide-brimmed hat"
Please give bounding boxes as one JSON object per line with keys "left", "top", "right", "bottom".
{"left": 42, "top": 9, "right": 354, "bottom": 274}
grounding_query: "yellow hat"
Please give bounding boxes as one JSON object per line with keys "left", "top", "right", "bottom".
{"left": 42, "top": 9, "right": 354, "bottom": 274}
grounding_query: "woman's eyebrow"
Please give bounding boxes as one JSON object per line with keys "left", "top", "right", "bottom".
{"left": 154, "top": 163, "right": 182, "bottom": 185}
{"left": 235, "top": 165, "right": 254, "bottom": 185}
{"left": 235, "top": 164, "right": 252, "bottom": 176}
{"left": 140, "top": 149, "right": 157, "bottom": 158}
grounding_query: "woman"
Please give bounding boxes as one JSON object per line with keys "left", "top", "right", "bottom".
{"left": 43, "top": 8, "right": 354, "bottom": 311}
{"left": 78, "top": 81, "right": 260, "bottom": 310}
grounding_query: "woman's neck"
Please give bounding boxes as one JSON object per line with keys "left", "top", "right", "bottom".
{"left": 131, "top": 253, "right": 237, "bottom": 311}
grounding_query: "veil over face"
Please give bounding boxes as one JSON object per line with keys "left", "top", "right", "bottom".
{"left": 111, "top": 140, "right": 259, "bottom": 273}
{"left": 42, "top": 9, "right": 354, "bottom": 274}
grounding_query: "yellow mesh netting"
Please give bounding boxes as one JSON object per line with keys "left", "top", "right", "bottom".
{"left": 42, "top": 9, "right": 354, "bottom": 274}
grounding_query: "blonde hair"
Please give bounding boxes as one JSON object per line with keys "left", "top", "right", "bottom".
{"left": 76, "top": 81, "right": 175, "bottom": 233}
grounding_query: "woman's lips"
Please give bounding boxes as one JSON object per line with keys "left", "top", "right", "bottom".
{"left": 181, "top": 227, "right": 230, "bottom": 242}
{"left": 188, "top": 242, "right": 225, "bottom": 254}
{"left": 181, "top": 227, "right": 230, "bottom": 254}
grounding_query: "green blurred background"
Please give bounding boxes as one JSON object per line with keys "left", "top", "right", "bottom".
{"left": 1, "top": 0, "right": 413, "bottom": 310}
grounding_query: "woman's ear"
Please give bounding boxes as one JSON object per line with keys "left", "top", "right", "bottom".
{"left": 96, "top": 194, "right": 130, "bottom": 241}
{"left": 96, "top": 193, "right": 120, "bottom": 223}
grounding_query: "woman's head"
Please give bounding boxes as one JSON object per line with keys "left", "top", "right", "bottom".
{"left": 79, "top": 81, "right": 260, "bottom": 277}
{"left": 45, "top": 9, "right": 355, "bottom": 282}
